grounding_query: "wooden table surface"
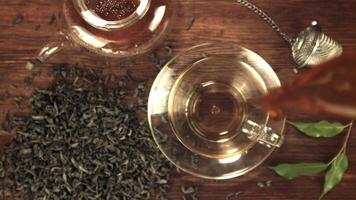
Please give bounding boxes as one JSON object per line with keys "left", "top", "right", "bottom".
{"left": 1, "top": 0, "right": 356, "bottom": 199}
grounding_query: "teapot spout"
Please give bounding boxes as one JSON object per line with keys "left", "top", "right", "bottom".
{"left": 26, "top": 34, "right": 69, "bottom": 70}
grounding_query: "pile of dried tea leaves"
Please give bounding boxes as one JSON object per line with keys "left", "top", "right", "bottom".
{"left": 0, "top": 64, "right": 172, "bottom": 200}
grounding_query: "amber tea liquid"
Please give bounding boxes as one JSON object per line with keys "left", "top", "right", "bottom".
{"left": 168, "top": 56, "right": 269, "bottom": 158}
{"left": 186, "top": 82, "right": 246, "bottom": 142}
{"left": 62, "top": 0, "right": 174, "bottom": 57}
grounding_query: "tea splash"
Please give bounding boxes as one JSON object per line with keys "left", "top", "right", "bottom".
{"left": 260, "top": 50, "right": 356, "bottom": 119}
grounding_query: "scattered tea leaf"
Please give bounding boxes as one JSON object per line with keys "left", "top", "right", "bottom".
{"left": 257, "top": 182, "right": 265, "bottom": 188}
{"left": 289, "top": 121, "right": 346, "bottom": 138}
{"left": 148, "top": 52, "right": 165, "bottom": 70}
{"left": 10, "top": 84, "right": 18, "bottom": 89}
{"left": 26, "top": 59, "right": 42, "bottom": 70}
{"left": 186, "top": 16, "right": 196, "bottom": 30}
{"left": 226, "top": 193, "right": 234, "bottom": 200}
{"left": 320, "top": 152, "right": 348, "bottom": 199}
{"left": 49, "top": 14, "right": 57, "bottom": 25}
{"left": 191, "top": 155, "right": 199, "bottom": 170}
{"left": 12, "top": 14, "right": 24, "bottom": 25}
{"left": 271, "top": 163, "right": 328, "bottom": 180}
{"left": 24, "top": 76, "right": 34, "bottom": 85}
{"left": 181, "top": 186, "right": 195, "bottom": 194}
{"left": 234, "top": 191, "right": 242, "bottom": 197}
{"left": 34, "top": 24, "right": 41, "bottom": 31}
{"left": 14, "top": 96, "right": 23, "bottom": 103}
{"left": 201, "top": 53, "right": 208, "bottom": 58}
{"left": 2, "top": 64, "right": 172, "bottom": 199}
{"left": 265, "top": 180, "right": 272, "bottom": 187}
{"left": 164, "top": 41, "right": 173, "bottom": 55}
{"left": 226, "top": 191, "right": 242, "bottom": 200}
{"left": 181, "top": 185, "right": 198, "bottom": 200}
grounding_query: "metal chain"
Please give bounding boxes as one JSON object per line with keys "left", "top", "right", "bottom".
{"left": 237, "top": 0, "right": 294, "bottom": 45}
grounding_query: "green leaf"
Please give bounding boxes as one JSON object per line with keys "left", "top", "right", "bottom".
{"left": 271, "top": 163, "right": 328, "bottom": 180}
{"left": 320, "top": 152, "right": 348, "bottom": 199}
{"left": 289, "top": 121, "right": 346, "bottom": 138}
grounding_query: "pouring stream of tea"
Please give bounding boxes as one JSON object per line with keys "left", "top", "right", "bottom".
{"left": 259, "top": 50, "right": 356, "bottom": 120}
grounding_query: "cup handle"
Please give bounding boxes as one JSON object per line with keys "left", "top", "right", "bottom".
{"left": 26, "top": 33, "right": 69, "bottom": 70}
{"left": 242, "top": 120, "right": 284, "bottom": 148}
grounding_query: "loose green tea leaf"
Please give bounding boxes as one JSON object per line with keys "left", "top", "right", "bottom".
{"left": 2, "top": 64, "right": 172, "bottom": 200}
{"left": 25, "top": 59, "right": 42, "bottom": 70}
{"left": 181, "top": 186, "right": 195, "bottom": 194}
{"left": 320, "top": 152, "right": 348, "bottom": 199}
{"left": 186, "top": 16, "right": 196, "bottom": 30}
{"left": 12, "top": 14, "right": 24, "bottom": 25}
{"left": 289, "top": 121, "right": 346, "bottom": 138}
{"left": 148, "top": 52, "right": 166, "bottom": 70}
{"left": 256, "top": 180, "right": 272, "bottom": 188}
{"left": 226, "top": 191, "right": 242, "bottom": 200}
{"left": 164, "top": 41, "right": 173, "bottom": 55}
{"left": 48, "top": 14, "right": 57, "bottom": 25}
{"left": 271, "top": 163, "right": 328, "bottom": 180}
{"left": 226, "top": 193, "right": 234, "bottom": 200}
{"left": 257, "top": 182, "right": 265, "bottom": 188}
{"left": 265, "top": 180, "right": 272, "bottom": 187}
{"left": 181, "top": 185, "right": 199, "bottom": 200}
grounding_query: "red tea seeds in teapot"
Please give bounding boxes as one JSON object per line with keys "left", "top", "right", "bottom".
{"left": 85, "top": 0, "right": 140, "bottom": 21}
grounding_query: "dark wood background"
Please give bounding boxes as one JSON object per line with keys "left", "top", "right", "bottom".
{"left": 1, "top": 0, "right": 356, "bottom": 199}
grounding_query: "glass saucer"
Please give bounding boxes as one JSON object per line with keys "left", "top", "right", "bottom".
{"left": 148, "top": 42, "right": 286, "bottom": 179}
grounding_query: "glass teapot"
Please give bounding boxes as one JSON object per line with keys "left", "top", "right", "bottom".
{"left": 32, "top": 0, "right": 175, "bottom": 66}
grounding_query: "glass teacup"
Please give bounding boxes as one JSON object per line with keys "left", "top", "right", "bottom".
{"left": 148, "top": 42, "right": 286, "bottom": 179}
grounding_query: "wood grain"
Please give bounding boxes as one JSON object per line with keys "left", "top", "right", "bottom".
{"left": 1, "top": 0, "right": 356, "bottom": 199}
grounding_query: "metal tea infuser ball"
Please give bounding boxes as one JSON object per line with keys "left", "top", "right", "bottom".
{"left": 237, "top": 0, "right": 343, "bottom": 70}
